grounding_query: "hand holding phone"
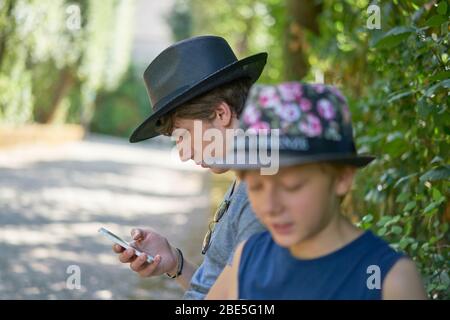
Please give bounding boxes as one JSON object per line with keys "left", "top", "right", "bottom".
{"left": 98, "top": 227, "right": 154, "bottom": 263}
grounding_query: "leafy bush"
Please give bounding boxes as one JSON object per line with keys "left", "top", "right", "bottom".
{"left": 187, "top": 0, "right": 449, "bottom": 298}
{"left": 310, "top": 0, "right": 449, "bottom": 299}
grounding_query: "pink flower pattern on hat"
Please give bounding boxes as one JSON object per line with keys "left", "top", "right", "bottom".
{"left": 241, "top": 82, "right": 352, "bottom": 142}
{"left": 243, "top": 103, "right": 261, "bottom": 125}
{"left": 312, "top": 83, "right": 326, "bottom": 93}
{"left": 249, "top": 121, "right": 270, "bottom": 131}
{"left": 299, "top": 98, "right": 312, "bottom": 111}
{"left": 278, "top": 82, "right": 302, "bottom": 101}
{"left": 258, "top": 86, "right": 279, "bottom": 108}
{"left": 277, "top": 102, "right": 301, "bottom": 122}
{"left": 317, "top": 98, "right": 336, "bottom": 120}
{"left": 234, "top": 82, "right": 374, "bottom": 168}
{"left": 299, "top": 114, "right": 322, "bottom": 137}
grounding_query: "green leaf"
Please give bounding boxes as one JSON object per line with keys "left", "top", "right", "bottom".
{"left": 396, "top": 192, "right": 410, "bottom": 203}
{"left": 404, "top": 201, "right": 417, "bottom": 211}
{"left": 424, "top": 201, "right": 442, "bottom": 214}
{"left": 437, "top": 1, "right": 448, "bottom": 15}
{"left": 386, "top": 131, "right": 403, "bottom": 142}
{"left": 376, "top": 216, "right": 392, "bottom": 227}
{"left": 387, "top": 90, "right": 414, "bottom": 103}
{"left": 391, "top": 226, "right": 403, "bottom": 235}
{"left": 429, "top": 70, "right": 450, "bottom": 82}
{"left": 394, "top": 173, "right": 418, "bottom": 188}
{"left": 432, "top": 188, "right": 443, "bottom": 201}
{"left": 399, "top": 237, "right": 410, "bottom": 249}
{"left": 378, "top": 227, "right": 387, "bottom": 236}
{"left": 420, "top": 165, "right": 450, "bottom": 182}
{"left": 431, "top": 156, "right": 444, "bottom": 164}
{"left": 418, "top": 99, "right": 432, "bottom": 118}
{"left": 362, "top": 214, "right": 374, "bottom": 223}
{"left": 425, "top": 15, "right": 447, "bottom": 27}
{"left": 425, "top": 79, "right": 450, "bottom": 97}
{"left": 373, "top": 27, "right": 414, "bottom": 49}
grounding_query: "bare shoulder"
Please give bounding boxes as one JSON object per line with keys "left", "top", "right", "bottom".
{"left": 206, "top": 240, "right": 246, "bottom": 300}
{"left": 227, "top": 240, "right": 247, "bottom": 299}
{"left": 383, "top": 257, "right": 427, "bottom": 300}
{"left": 232, "top": 241, "right": 246, "bottom": 266}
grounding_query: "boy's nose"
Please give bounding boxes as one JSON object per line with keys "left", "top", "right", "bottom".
{"left": 263, "top": 192, "right": 283, "bottom": 217}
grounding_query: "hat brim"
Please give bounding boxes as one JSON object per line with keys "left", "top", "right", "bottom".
{"left": 129, "top": 52, "right": 268, "bottom": 143}
{"left": 209, "top": 152, "right": 375, "bottom": 170}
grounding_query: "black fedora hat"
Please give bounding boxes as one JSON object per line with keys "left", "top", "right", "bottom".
{"left": 129, "top": 35, "right": 268, "bottom": 143}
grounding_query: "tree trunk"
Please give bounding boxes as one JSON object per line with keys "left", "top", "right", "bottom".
{"left": 0, "top": 0, "right": 15, "bottom": 72}
{"left": 284, "top": 0, "right": 322, "bottom": 80}
{"left": 45, "top": 67, "right": 74, "bottom": 123}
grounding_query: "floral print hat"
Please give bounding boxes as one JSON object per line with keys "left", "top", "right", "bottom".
{"left": 222, "top": 82, "right": 375, "bottom": 169}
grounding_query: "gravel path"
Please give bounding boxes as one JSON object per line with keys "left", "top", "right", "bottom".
{"left": 0, "top": 134, "right": 210, "bottom": 299}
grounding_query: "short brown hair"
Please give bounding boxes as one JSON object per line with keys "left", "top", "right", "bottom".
{"left": 155, "top": 78, "right": 252, "bottom": 136}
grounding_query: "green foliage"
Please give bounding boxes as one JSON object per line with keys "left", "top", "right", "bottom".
{"left": 309, "top": 0, "right": 449, "bottom": 299}
{"left": 167, "top": 0, "right": 193, "bottom": 41}
{"left": 189, "top": 0, "right": 449, "bottom": 299}
{"left": 90, "top": 66, "right": 149, "bottom": 138}
{"left": 190, "top": 0, "right": 286, "bottom": 83}
{"left": 0, "top": 0, "right": 135, "bottom": 125}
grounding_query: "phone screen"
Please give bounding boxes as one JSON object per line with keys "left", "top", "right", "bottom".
{"left": 98, "top": 227, "right": 130, "bottom": 249}
{"left": 98, "top": 227, "right": 154, "bottom": 263}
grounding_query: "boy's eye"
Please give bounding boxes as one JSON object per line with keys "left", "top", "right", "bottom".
{"left": 282, "top": 181, "right": 306, "bottom": 192}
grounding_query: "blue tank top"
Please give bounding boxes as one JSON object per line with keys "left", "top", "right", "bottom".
{"left": 239, "top": 230, "right": 404, "bottom": 300}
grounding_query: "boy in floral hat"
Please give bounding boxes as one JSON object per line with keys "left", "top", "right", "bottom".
{"left": 207, "top": 82, "right": 426, "bottom": 299}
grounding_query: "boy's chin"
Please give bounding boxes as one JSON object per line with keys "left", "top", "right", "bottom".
{"left": 271, "top": 232, "right": 305, "bottom": 249}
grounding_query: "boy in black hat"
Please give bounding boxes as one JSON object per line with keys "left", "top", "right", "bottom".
{"left": 207, "top": 82, "right": 426, "bottom": 299}
{"left": 112, "top": 36, "right": 267, "bottom": 299}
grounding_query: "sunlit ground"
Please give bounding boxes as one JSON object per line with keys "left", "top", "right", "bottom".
{"left": 0, "top": 135, "right": 210, "bottom": 299}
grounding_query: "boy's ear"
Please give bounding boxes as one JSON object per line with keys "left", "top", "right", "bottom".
{"left": 213, "top": 102, "right": 233, "bottom": 127}
{"left": 334, "top": 166, "right": 356, "bottom": 196}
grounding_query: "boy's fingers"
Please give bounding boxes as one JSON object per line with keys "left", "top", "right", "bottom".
{"left": 130, "top": 253, "right": 150, "bottom": 272}
{"left": 112, "top": 244, "right": 125, "bottom": 253}
{"left": 138, "top": 255, "right": 161, "bottom": 277}
{"left": 119, "top": 248, "right": 136, "bottom": 263}
{"left": 129, "top": 240, "right": 139, "bottom": 250}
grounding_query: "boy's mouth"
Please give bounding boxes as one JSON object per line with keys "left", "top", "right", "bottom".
{"left": 271, "top": 222, "right": 294, "bottom": 235}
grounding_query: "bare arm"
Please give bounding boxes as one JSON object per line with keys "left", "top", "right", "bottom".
{"left": 171, "top": 251, "right": 197, "bottom": 290}
{"left": 206, "top": 241, "right": 245, "bottom": 300}
{"left": 382, "top": 258, "right": 427, "bottom": 300}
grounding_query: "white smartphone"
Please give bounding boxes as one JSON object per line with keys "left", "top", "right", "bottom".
{"left": 98, "top": 227, "right": 154, "bottom": 263}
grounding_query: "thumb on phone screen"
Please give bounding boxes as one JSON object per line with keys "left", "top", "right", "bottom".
{"left": 131, "top": 228, "right": 145, "bottom": 241}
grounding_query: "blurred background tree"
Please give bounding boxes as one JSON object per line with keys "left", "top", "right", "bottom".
{"left": 0, "top": 0, "right": 135, "bottom": 127}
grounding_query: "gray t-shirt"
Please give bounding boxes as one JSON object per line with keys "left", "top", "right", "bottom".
{"left": 183, "top": 180, "right": 265, "bottom": 300}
